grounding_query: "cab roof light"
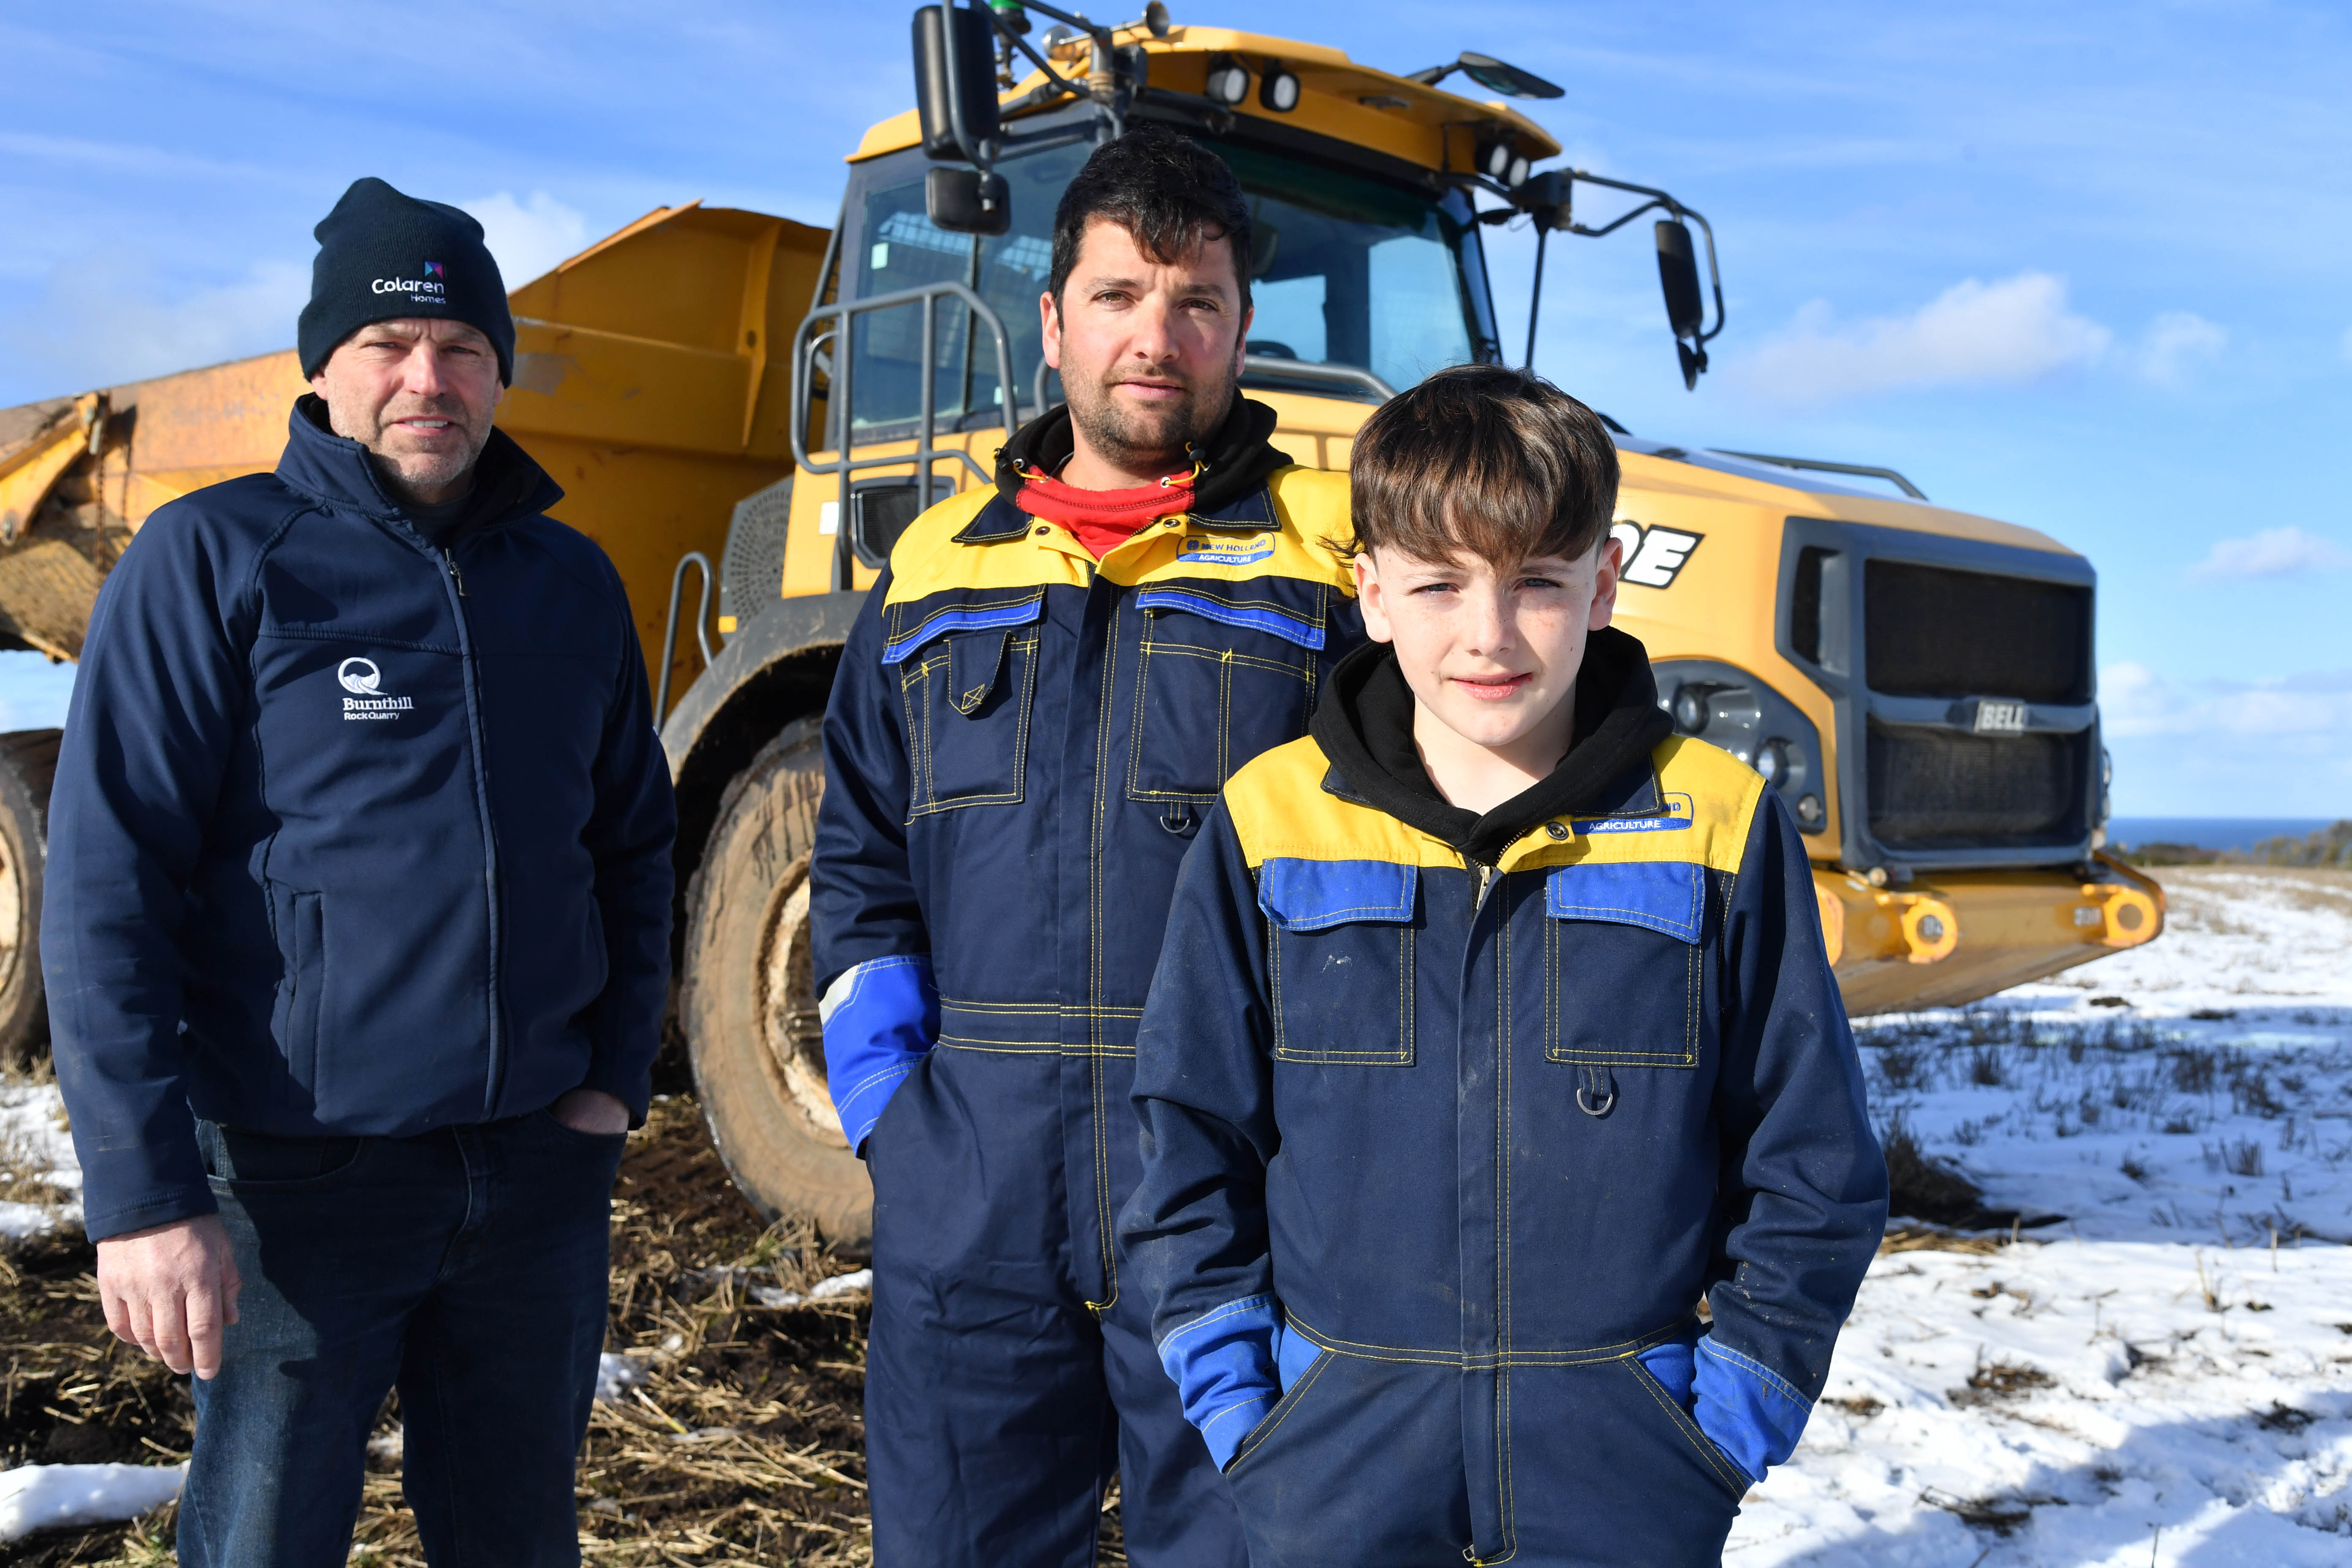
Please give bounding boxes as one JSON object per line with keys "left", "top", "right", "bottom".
{"left": 1205, "top": 53, "right": 1251, "bottom": 105}
{"left": 1260, "top": 64, "right": 1301, "bottom": 112}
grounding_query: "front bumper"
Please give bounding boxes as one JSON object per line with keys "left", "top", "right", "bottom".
{"left": 1814, "top": 853, "right": 2164, "bottom": 1016}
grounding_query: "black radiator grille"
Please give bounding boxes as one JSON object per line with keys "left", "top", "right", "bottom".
{"left": 1865, "top": 723, "right": 2089, "bottom": 851}
{"left": 1865, "top": 560, "right": 2091, "bottom": 703}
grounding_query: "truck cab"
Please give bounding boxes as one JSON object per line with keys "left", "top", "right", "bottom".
{"left": 657, "top": 11, "right": 2161, "bottom": 1240}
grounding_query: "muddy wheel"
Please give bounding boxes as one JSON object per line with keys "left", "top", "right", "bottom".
{"left": 681, "top": 717, "right": 872, "bottom": 1252}
{"left": 0, "top": 730, "right": 57, "bottom": 1072}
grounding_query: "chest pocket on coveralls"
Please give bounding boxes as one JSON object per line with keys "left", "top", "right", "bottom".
{"left": 1258, "top": 858, "right": 1416, "bottom": 1066}
{"left": 1543, "top": 861, "right": 1707, "bottom": 1068}
{"left": 1128, "top": 586, "right": 1322, "bottom": 803}
{"left": 885, "top": 593, "right": 1043, "bottom": 817}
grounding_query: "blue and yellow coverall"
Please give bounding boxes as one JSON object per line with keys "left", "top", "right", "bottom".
{"left": 809, "top": 402, "right": 1364, "bottom": 1566}
{"left": 1122, "top": 637, "right": 1888, "bottom": 1567}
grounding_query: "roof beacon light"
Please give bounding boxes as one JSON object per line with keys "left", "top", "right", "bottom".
{"left": 1406, "top": 50, "right": 1564, "bottom": 100}
{"left": 1260, "top": 65, "right": 1301, "bottom": 112}
{"left": 1205, "top": 55, "right": 1251, "bottom": 106}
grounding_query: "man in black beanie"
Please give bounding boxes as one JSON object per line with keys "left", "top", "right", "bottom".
{"left": 45, "top": 176, "right": 675, "bottom": 1565}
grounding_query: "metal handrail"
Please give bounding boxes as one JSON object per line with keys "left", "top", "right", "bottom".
{"left": 656, "top": 550, "right": 716, "bottom": 718}
{"left": 1240, "top": 355, "right": 1396, "bottom": 402}
{"left": 1713, "top": 450, "right": 1928, "bottom": 501}
{"left": 792, "top": 278, "right": 1021, "bottom": 591}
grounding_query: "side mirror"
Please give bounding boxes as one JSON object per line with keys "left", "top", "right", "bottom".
{"left": 1655, "top": 220, "right": 1705, "bottom": 339}
{"left": 927, "top": 166, "right": 1010, "bottom": 236}
{"left": 1655, "top": 219, "right": 1709, "bottom": 389}
{"left": 913, "top": 4, "right": 1002, "bottom": 161}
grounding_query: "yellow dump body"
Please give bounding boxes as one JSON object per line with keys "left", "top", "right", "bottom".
{"left": 0, "top": 203, "right": 828, "bottom": 702}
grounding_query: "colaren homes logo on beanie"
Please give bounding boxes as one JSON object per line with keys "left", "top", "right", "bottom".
{"left": 298, "top": 177, "right": 516, "bottom": 384}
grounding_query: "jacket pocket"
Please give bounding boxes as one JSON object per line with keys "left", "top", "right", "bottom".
{"left": 888, "top": 595, "right": 1043, "bottom": 817}
{"left": 1260, "top": 858, "right": 1416, "bottom": 1066}
{"left": 1544, "top": 861, "right": 1706, "bottom": 1069}
{"left": 1622, "top": 1353, "right": 1753, "bottom": 1503}
{"left": 1127, "top": 588, "right": 1320, "bottom": 802}
{"left": 279, "top": 888, "right": 326, "bottom": 1102}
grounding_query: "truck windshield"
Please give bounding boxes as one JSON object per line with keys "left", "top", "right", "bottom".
{"left": 831, "top": 131, "right": 1496, "bottom": 440}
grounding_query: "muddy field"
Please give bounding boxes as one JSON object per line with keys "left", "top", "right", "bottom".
{"left": 0, "top": 1094, "right": 1128, "bottom": 1565}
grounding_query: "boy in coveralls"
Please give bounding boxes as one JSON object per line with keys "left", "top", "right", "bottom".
{"left": 1120, "top": 366, "right": 1888, "bottom": 1566}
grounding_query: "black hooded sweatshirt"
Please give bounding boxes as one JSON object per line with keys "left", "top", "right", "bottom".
{"left": 992, "top": 395, "right": 1293, "bottom": 513}
{"left": 1308, "top": 627, "right": 1674, "bottom": 867}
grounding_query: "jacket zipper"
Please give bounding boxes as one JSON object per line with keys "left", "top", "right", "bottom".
{"left": 432, "top": 541, "right": 506, "bottom": 1113}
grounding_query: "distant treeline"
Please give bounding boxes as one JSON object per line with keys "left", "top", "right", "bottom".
{"left": 2121, "top": 819, "right": 2352, "bottom": 868}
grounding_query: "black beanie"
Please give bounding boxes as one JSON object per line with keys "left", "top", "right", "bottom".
{"left": 297, "top": 177, "right": 516, "bottom": 384}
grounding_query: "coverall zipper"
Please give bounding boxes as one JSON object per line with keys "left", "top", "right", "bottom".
{"left": 430, "top": 539, "right": 506, "bottom": 1112}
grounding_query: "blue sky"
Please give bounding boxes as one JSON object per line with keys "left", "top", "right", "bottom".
{"left": 3, "top": 0, "right": 2347, "bottom": 815}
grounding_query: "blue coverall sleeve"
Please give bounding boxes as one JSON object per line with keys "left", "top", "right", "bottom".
{"left": 1696, "top": 789, "right": 1889, "bottom": 1482}
{"left": 1120, "top": 804, "right": 1285, "bottom": 1467}
{"left": 572, "top": 555, "right": 677, "bottom": 1123}
{"left": 44, "top": 509, "right": 253, "bottom": 1241}
{"left": 808, "top": 568, "right": 938, "bottom": 1154}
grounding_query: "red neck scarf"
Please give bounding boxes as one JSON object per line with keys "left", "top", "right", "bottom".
{"left": 1015, "top": 467, "right": 1197, "bottom": 559}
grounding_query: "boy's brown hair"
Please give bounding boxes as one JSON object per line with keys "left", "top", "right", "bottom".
{"left": 1348, "top": 365, "right": 1620, "bottom": 569}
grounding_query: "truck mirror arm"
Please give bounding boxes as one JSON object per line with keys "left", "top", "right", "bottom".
{"left": 1505, "top": 166, "right": 1726, "bottom": 383}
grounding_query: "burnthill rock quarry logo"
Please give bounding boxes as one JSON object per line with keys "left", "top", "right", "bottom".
{"left": 338, "top": 657, "right": 413, "bottom": 721}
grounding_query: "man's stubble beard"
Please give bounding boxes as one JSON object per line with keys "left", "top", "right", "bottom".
{"left": 348, "top": 395, "right": 495, "bottom": 504}
{"left": 1062, "top": 365, "right": 1238, "bottom": 476}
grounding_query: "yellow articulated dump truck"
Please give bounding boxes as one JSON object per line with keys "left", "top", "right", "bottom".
{"left": 0, "top": 0, "right": 2160, "bottom": 1245}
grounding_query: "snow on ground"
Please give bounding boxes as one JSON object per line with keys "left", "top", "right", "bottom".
{"left": 0, "top": 1078, "right": 79, "bottom": 1238}
{"left": 5, "top": 866, "right": 2349, "bottom": 1560}
{"left": 0, "top": 1462, "right": 185, "bottom": 1544}
{"left": 1730, "top": 867, "right": 2352, "bottom": 1565}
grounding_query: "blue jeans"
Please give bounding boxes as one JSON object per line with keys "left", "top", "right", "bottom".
{"left": 179, "top": 1110, "right": 624, "bottom": 1568}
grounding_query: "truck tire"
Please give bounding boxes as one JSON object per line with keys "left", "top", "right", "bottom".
{"left": 680, "top": 717, "right": 873, "bottom": 1252}
{"left": 0, "top": 729, "right": 57, "bottom": 1071}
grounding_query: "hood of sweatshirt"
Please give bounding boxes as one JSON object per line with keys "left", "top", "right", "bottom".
{"left": 1307, "top": 626, "right": 1676, "bottom": 866}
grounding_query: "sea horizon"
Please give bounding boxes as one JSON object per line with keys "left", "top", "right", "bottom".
{"left": 2106, "top": 817, "right": 2340, "bottom": 852}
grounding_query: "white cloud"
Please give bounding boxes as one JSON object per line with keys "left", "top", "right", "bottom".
{"left": 2132, "top": 310, "right": 2227, "bottom": 387}
{"left": 1729, "top": 272, "right": 2111, "bottom": 408}
{"left": 2101, "top": 660, "right": 2352, "bottom": 738}
{"left": 464, "top": 192, "right": 589, "bottom": 290}
{"left": 2189, "top": 525, "right": 2351, "bottom": 580}
{"left": 0, "top": 254, "right": 308, "bottom": 394}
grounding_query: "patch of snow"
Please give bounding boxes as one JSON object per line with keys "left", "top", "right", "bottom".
{"left": 0, "top": 1083, "right": 81, "bottom": 1240}
{"left": 0, "top": 1462, "right": 186, "bottom": 1543}
{"left": 1734, "top": 869, "right": 2352, "bottom": 1564}
{"left": 595, "top": 1351, "right": 650, "bottom": 1402}
{"left": 753, "top": 1267, "right": 872, "bottom": 1309}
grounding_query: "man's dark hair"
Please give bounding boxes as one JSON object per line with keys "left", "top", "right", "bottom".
{"left": 1048, "top": 124, "right": 1252, "bottom": 312}
{"left": 1349, "top": 365, "right": 1620, "bottom": 569}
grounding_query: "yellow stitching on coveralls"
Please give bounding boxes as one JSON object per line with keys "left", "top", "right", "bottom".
{"left": 1086, "top": 602, "right": 1120, "bottom": 1313}
{"left": 1227, "top": 1343, "right": 1337, "bottom": 1471}
{"left": 1625, "top": 1356, "right": 1752, "bottom": 1498}
{"left": 898, "top": 631, "right": 1039, "bottom": 818}
{"left": 1280, "top": 1310, "right": 1690, "bottom": 1368}
{"left": 1493, "top": 893, "right": 1517, "bottom": 1562}
{"left": 1267, "top": 925, "right": 1413, "bottom": 1064}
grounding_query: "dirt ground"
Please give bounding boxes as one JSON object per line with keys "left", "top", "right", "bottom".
{"left": 0, "top": 1095, "right": 1130, "bottom": 1566}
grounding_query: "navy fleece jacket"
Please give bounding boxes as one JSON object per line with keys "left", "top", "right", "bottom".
{"left": 44, "top": 398, "right": 675, "bottom": 1241}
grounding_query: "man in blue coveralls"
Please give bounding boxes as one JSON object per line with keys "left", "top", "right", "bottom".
{"left": 809, "top": 125, "right": 1364, "bottom": 1564}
